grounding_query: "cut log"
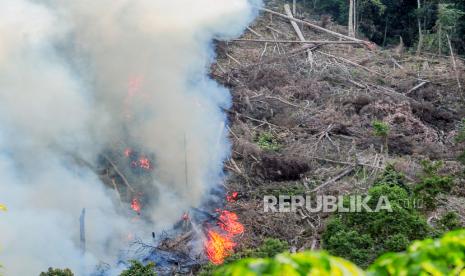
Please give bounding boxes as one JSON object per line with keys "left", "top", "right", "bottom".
{"left": 232, "top": 38, "right": 364, "bottom": 45}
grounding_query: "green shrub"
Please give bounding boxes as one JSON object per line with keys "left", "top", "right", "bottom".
{"left": 368, "top": 230, "right": 465, "bottom": 275}
{"left": 322, "top": 168, "right": 430, "bottom": 268}
{"left": 214, "top": 251, "right": 364, "bottom": 276}
{"left": 437, "top": 211, "right": 463, "bottom": 232}
{"left": 414, "top": 160, "right": 454, "bottom": 210}
{"left": 119, "top": 260, "right": 156, "bottom": 276}
{"left": 372, "top": 120, "right": 390, "bottom": 152}
{"left": 39, "top": 268, "right": 74, "bottom": 276}
{"left": 213, "top": 230, "right": 465, "bottom": 275}
{"left": 256, "top": 132, "right": 280, "bottom": 151}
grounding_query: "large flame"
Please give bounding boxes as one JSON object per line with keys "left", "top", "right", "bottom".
{"left": 204, "top": 209, "right": 245, "bottom": 264}
{"left": 204, "top": 230, "right": 236, "bottom": 265}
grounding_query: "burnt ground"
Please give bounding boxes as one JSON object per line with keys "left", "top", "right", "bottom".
{"left": 210, "top": 2, "right": 465, "bottom": 253}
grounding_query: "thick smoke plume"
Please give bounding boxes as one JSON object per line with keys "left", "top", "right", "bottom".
{"left": 0, "top": 0, "right": 259, "bottom": 275}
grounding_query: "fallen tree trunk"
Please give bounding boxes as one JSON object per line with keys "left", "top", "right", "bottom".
{"left": 261, "top": 7, "right": 368, "bottom": 45}
{"left": 283, "top": 4, "right": 311, "bottom": 60}
{"left": 232, "top": 38, "right": 364, "bottom": 45}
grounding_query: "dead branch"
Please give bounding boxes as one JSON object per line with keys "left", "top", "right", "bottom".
{"left": 310, "top": 156, "right": 383, "bottom": 170}
{"left": 102, "top": 154, "right": 135, "bottom": 193}
{"left": 316, "top": 50, "right": 386, "bottom": 77}
{"left": 406, "top": 81, "right": 428, "bottom": 94}
{"left": 232, "top": 38, "right": 364, "bottom": 45}
{"left": 261, "top": 8, "right": 367, "bottom": 44}
{"left": 310, "top": 167, "right": 355, "bottom": 192}
{"left": 246, "top": 26, "right": 263, "bottom": 38}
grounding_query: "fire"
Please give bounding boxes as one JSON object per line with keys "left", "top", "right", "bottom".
{"left": 124, "top": 148, "right": 133, "bottom": 157}
{"left": 131, "top": 198, "right": 141, "bottom": 213}
{"left": 138, "top": 157, "right": 151, "bottom": 170}
{"left": 204, "top": 230, "right": 236, "bottom": 265}
{"left": 218, "top": 210, "right": 244, "bottom": 235}
{"left": 204, "top": 209, "right": 245, "bottom": 264}
{"left": 226, "top": 192, "right": 239, "bottom": 202}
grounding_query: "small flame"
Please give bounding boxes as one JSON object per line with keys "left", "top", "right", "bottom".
{"left": 124, "top": 148, "right": 133, "bottom": 157}
{"left": 226, "top": 192, "right": 239, "bottom": 202}
{"left": 138, "top": 157, "right": 151, "bottom": 170}
{"left": 218, "top": 210, "right": 244, "bottom": 235}
{"left": 204, "top": 230, "right": 236, "bottom": 265}
{"left": 131, "top": 198, "right": 141, "bottom": 213}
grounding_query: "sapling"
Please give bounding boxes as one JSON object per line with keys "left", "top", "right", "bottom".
{"left": 372, "top": 120, "right": 390, "bottom": 154}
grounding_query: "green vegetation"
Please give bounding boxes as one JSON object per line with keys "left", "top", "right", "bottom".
{"left": 372, "top": 120, "right": 390, "bottom": 153}
{"left": 437, "top": 211, "right": 463, "bottom": 232}
{"left": 256, "top": 132, "right": 281, "bottom": 151}
{"left": 305, "top": 0, "right": 465, "bottom": 53}
{"left": 322, "top": 166, "right": 430, "bottom": 267}
{"left": 413, "top": 160, "right": 454, "bottom": 210}
{"left": 213, "top": 230, "right": 465, "bottom": 275}
{"left": 214, "top": 251, "right": 364, "bottom": 276}
{"left": 119, "top": 261, "right": 156, "bottom": 276}
{"left": 39, "top": 268, "right": 74, "bottom": 276}
{"left": 368, "top": 229, "right": 465, "bottom": 275}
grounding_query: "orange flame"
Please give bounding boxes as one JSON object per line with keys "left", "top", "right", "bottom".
{"left": 218, "top": 210, "right": 244, "bottom": 235}
{"left": 124, "top": 148, "right": 133, "bottom": 157}
{"left": 138, "top": 157, "right": 151, "bottom": 170}
{"left": 204, "top": 230, "right": 236, "bottom": 265}
{"left": 226, "top": 192, "right": 239, "bottom": 202}
{"left": 131, "top": 198, "right": 141, "bottom": 213}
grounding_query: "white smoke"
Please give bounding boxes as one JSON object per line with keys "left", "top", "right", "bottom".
{"left": 0, "top": 0, "right": 260, "bottom": 275}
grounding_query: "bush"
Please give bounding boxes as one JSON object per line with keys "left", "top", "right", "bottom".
{"left": 119, "top": 260, "right": 156, "bottom": 276}
{"left": 214, "top": 251, "right": 364, "bottom": 276}
{"left": 413, "top": 160, "right": 454, "bottom": 209}
{"left": 39, "top": 268, "right": 74, "bottom": 276}
{"left": 437, "top": 211, "right": 463, "bottom": 232}
{"left": 214, "top": 230, "right": 465, "bottom": 275}
{"left": 322, "top": 167, "right": 430, "bottom": 268}
{"left": 368, "top": 230, "right": 465, "bottom": 275}
{"left": 372, "top": 120, "right": 390, "bottom": 152}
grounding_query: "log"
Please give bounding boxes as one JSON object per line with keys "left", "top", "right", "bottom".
{"left": 310, "top": 167, "right": 354, "bottom": 192}
{"left": 261, "top": 7, "right": 367, "bottom": 44}
{"left": 232, "top": 38, "right": 364, "bottom": 45}
{"left": 283, "top": 4, "right": 311, "bottom": 60}
{"left": 406, "top": 81, "right": 428, "bottom": 94}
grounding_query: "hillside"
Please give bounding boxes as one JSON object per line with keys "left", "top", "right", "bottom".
{"left": 210, "top": 0, "right": 465, "bottom": 267}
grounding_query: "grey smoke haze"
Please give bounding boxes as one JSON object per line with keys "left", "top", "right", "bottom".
{"left": 0, "top": 0, "right": 260, "bottom": 275}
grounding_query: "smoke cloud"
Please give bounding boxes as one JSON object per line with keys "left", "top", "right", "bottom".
{"left": 0, "top": 0, "right": 259, "bottom": 275}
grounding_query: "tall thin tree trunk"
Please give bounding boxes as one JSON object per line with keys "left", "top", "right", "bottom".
{"left": 348, "top": 0, "right": 355, "bottom": 37}
{"left": 438, "top": 24, "right": 442, "bottom": 54}
{"left": 293, "top": 0, "right": 297, "bottom": 16}
{"left": 383, "top": 19, "right": 388, "bottom": 46}
{"left": 416, "top": 0, "right": 423, "bottom": 55}
{"left": 353, "top": 0, "right": 357, "bottom": 37}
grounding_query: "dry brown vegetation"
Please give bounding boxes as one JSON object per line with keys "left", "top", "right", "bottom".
{"left": 211, "top": 1, "right": 465, "bottom": 252}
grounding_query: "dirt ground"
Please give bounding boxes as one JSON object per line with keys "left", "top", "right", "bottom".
{"left": 211, "top": 1, "right": 465, "bottom": 252}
